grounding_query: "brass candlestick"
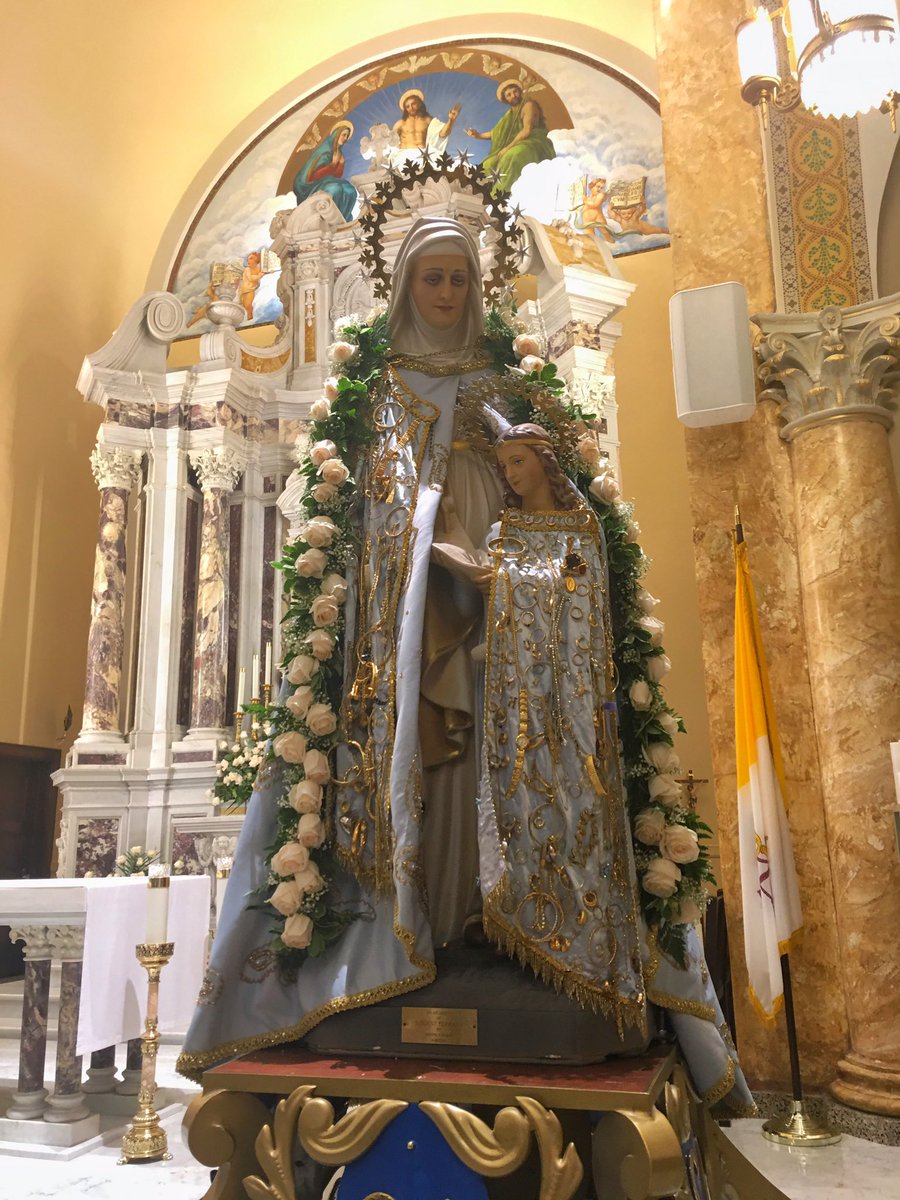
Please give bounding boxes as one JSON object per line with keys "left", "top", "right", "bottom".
{"left": 250, "top": 694, "right": 261, "bottom": 741}
{"left": 233, "top": 708, "right": 244, "bottom": 744}
{"left": 118, "top": 941, "right": 175, "bottom": 1164}
{"left": 263, "top": 681, "right": 272, "bottom": 707}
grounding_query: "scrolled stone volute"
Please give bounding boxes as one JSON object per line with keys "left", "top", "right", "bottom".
{"left": 753, "top": 300, "right": 900, "bottom": 441}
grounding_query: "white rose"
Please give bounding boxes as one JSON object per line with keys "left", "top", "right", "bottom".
{"left": 319, "top": 457, "right": 350, "bottom": 486}
{"left": 629, "top": 679, "right": 653, "bottom": 711}
{"left": 323, "top": 376, "right": 341, "bottom": 400}
{"left": 657, "top": 711, "right": 678, "bottom": 738}
{"left": 270, "top": 840, "right": 310, "bottom": 876}
{"left": 286, "top": 654, "right": 319, "bottom": 685}
{"left": 661, "top": 824, "right": 700, "bottom": 864}
{"left": 306, "top": 702, "right": 338, "bottom": 736}
{"left": 311, "top": 593, "right": 340, "bottom": 627}
{"left": 303, "top": 749, "right": 331, "bottom": 784}
{"left": 304, "top": 516, "right": 338, "bottom": 548}
{"left": 589, "top": 472, "right": 620, "bottom": 503}
{"left": 328, "top": 340, "right": 357, "bottom": 364}
{"left": 116, "top": 855, "right": 126, "bottom": 865}
{"left": 310, "top": 398, "right": 331, "bottom": 421}
{"left": 642, "top": 857, "right": 681, "bottom": 898}
{"left": 674, "top": 898, "right": 702, "bottom": 925}
{"left": 285, "top": 685, "right": 314, "bottom": 719}
{"left": 636, "top": 588, "right": 659, "bottom": 614}
{"left": 309, "top": 440, "right": 338, "bottom": 466}
{"left": 646, "top": 653, "right": 671, "bottom": 682}
{"left": 295, "top": 861, "right": 325, "bottom": 896}
{"left": 649, "top": 774, "right": 683, "bottom": 808}
{"left": 519, "top": 354, "right": 545, "bottom": 374}
{"left": 311, "top": 482, "right": 338, "bottom": 504}
{"left": 643, "top": 741, "right": 680, "bottom": 775}
{"left": 306, "top": 629, "right": 335, "bottom": 660}
{"left": 296, "top": 547, "right": 327, "bottom": 577}
{"left": 273, "top": 731, "right": 308, "bottom": 763}
{"left": 282, "top": 912, "right": 313, "bottom": 949}
{"left": 321, "top": 573, "right": 348, "bottom": 603}
{"left": 297, "top": 813, "right": 326, "bottom": 848}
{"left": 513, "top": 333, "right": 541, "bottom": 358}
{"left": 634, "top": 807, "right": 666, "bottom": 846}
{"left": 577, "top": 434, "right": 603, "bottom": 467}
{"left": 288, "top": 779, "right": 322, "bottom": 814}
{"left": 625, "top": 519, "right": 641, "bottom": 543}
{"left": 270, "top": 879, "right": 302, "bottom": 916}
{"left": 639, "top": 615, "right": 665, "bottom": 647}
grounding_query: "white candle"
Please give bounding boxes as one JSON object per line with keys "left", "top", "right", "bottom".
{"left": 146, "top": 877, "right": 170, "bottom": 943}
{"left": 236, "top": 666, "right": 246, "bottom": 708}
{"left": 265, "top": 642, "right": 272, "bottom": 686}
{"left": 252, "top": 653, "right": 260, "bottom": 696}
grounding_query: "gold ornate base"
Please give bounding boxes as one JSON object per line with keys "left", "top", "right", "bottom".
{"left": 118, "top": 1106, "right": 172, "bottom": 1163}
{"left": 762, "top": 1101, "right": 841, "bottom": 1148}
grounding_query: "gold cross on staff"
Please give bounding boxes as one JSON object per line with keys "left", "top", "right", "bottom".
{"left": 674, "top": 769, "right": 708, "bottom": 810}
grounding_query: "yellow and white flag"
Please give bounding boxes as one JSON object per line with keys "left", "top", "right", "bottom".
{"left": 734, "top": 533, "right": 803, "bottom": 1024}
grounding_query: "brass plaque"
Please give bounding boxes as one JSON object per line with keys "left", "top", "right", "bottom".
{"left": 401, "top": 1006, "right": 478, "bottom": 1046}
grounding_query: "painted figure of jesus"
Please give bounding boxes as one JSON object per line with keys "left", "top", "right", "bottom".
{"left": 391, "top": 88, "right": 460, "bottom": 163}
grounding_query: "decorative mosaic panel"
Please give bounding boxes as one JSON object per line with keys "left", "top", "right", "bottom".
{"left": 769, "top": 106, "right": 872, "bottom": 312}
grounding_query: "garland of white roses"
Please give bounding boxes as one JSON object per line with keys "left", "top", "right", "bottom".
{"left": 241, "top": 317, "right": 712, "bottom": 969}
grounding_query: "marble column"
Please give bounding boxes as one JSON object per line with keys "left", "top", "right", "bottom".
{"left": 80, "top": 444, "right": 143, "bottom": 739}
{"left": 81, "top": 1045, "right": 118, "bottom": 1094}
{"left": 116, "top": 1037, "right": 143, "bottom": 1096}
{"left": 653, "top": 0, "right": 848, "bottom": 1094}
{"left": 6, "top": 925, "right": 52, "bottom": 1120}
{"left": 44, "top": 926, "right": 90, "bottom": 1123}
{"left": 188, "top": 447, "right": 244, "bottom": 734}
{"left": 756, "top": 302, "right": 900, "bottom": 1114}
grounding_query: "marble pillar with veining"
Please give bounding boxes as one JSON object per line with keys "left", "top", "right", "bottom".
{"left": 188, "top": 447, "right": 244, "bottom": 733}
{"left": 82, "top": 1044, "right": 118, "bottom": 1094}
{"left": 116, "top": 1037, "right": 143, "bottom": 1096}
{"left": 653, "top": 0, "right": 849, "bottom": 1093}
{"left": 44, "top": 926, "right": 90, "bottom": 1123}
{"left": 6, "top": 925, "right": 52, "bottom": 1119}
{"left": 81, "top": 444, "right": 143, "bottom": 738}
{"left": 757, "top": 304, "right": 900, "bottom": 1114}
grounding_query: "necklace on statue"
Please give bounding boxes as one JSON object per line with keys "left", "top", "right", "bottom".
{"left": 386, "top": 348, "right": 491, "bottom": 376}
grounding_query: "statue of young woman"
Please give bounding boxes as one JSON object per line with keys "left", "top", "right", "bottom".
{"left": 432, "top": 422, "right": 646, "bottom": 1030}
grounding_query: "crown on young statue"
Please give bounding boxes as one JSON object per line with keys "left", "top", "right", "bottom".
{"left": 356, "top": 154, "right": 527, "bottom": 301}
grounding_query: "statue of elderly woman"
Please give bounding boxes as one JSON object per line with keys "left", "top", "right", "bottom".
{"left": 177, "top": 216, "right": 752, "bottom": 1116}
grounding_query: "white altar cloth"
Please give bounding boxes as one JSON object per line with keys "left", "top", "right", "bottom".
{"left": 78, "top": 875, "right": 210, "bottom": 1055}
{"left": 0, "top": 876, "right": 210, "bottom": 1056}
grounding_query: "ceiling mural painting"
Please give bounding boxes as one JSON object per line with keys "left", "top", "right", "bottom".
{"left": 171, "top": 41, "right": 669, "bottom": 336}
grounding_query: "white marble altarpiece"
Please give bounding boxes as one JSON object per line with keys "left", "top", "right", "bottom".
{"left": 54, "top": 163, "right": 635, "bottom": 879}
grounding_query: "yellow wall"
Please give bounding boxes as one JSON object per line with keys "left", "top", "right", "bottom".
{"left": 1, "top": 4, "right": 691, "bottom": 775}
{"left": 616, "top": 248, "right": 718, "bottom": 862}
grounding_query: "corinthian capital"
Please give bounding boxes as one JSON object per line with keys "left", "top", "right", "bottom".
{"left": 190, "top": 446, "right": 245, "bottom": 493}
{"left": 754, "top": 303, "right": 900, "bottom": 442}
{"left": 90, "top": 444, "right": 143, "bottom": 492}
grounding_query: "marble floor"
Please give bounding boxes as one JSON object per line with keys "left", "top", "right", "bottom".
{"left": 0, "top": 1040, "right": 898, "bottom": 1198}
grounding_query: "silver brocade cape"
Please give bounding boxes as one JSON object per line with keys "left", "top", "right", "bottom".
{"left": 477, "top": 506, "right": 646, "bottom": 1036}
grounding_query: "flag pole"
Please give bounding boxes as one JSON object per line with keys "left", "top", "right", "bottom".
{"left": 734, "top": 505, "right": 840, "bottom": 1147}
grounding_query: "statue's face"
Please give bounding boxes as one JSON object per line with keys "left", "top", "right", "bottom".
{"left": 409, "top": 254, "right": 470, "bottom": 331}
{"left": 495, "top": 442, "right": 546, "bottom": 502}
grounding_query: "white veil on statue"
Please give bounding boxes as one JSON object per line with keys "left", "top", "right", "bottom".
{"left": 387, "top": 218, "right": 485, "bottom": 364}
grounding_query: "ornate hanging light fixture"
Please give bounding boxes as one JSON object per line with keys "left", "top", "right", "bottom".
{"left": 736, "top": 2, "right": 900, "bottom": 126}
